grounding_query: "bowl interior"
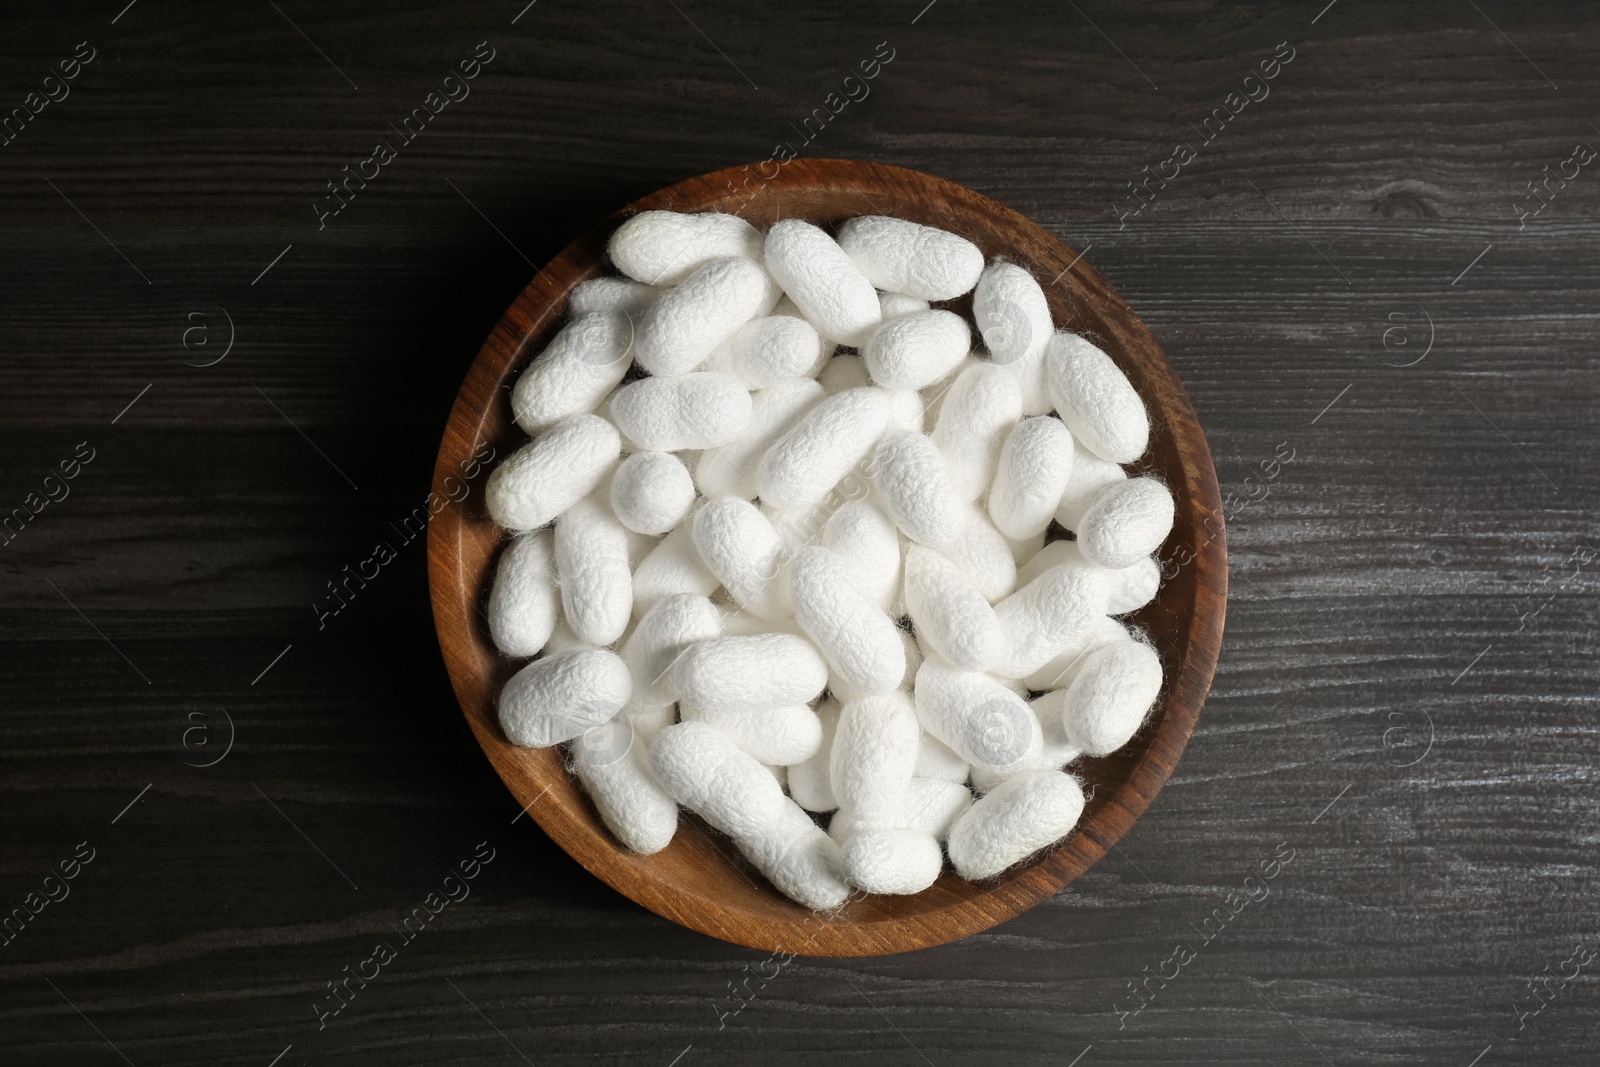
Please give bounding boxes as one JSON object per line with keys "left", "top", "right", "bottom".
{"left": 428, "top": 159, "right": 1227, "bottom": 957}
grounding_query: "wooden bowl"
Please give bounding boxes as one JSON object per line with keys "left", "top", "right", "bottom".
{"left": 428, "top": 159, "right": 1227, "bottom": 957}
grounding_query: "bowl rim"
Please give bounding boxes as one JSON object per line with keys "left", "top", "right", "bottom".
{"left": 428, "top": 158, "right": 1228, "bottom": 956}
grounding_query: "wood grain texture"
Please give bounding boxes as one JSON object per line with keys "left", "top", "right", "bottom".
{"left": 1, "top": 0, "right": 1598, "bottom": 1063}
{"left": 427, "top": 158, "right": 1227, "bottom": 956}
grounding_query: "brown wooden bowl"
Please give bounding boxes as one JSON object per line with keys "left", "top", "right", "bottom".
{"left": 428, "top": 159, "right": 1227, "bottom": 957}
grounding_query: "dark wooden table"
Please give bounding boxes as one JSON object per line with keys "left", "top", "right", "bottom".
{"left": 3, "top": 1, "right": 1597, "bottom": 1063}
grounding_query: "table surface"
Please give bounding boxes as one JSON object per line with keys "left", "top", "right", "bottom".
{"left": 3, "top": 2, "right": 1597, "bottom": 1064}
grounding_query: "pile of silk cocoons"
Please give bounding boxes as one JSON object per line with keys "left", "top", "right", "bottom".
{"left": 483, "top": 209, "right": 1174, "bottom": 910}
